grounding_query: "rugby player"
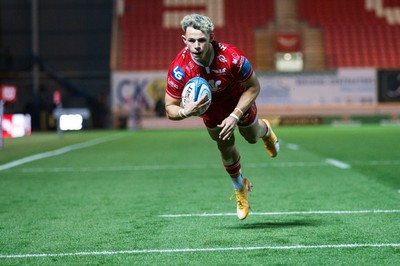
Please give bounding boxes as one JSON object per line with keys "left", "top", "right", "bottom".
{"left": 165, "top": 14, "right": 279, "bottom": 220}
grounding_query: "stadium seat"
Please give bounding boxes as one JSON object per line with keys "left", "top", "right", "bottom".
{"left": 117, "top": 0, "right": 274, "bottom": 70}
{"left": 117, "top": 0, "right": 400, "bottom": 70}
{"left": 298, "top": 0, "right": 400, "bottom": 69}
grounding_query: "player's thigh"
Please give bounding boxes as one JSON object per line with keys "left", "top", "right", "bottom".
{"left": 207, "top": 127, "right": 236, "bottom": 149}
{"left": 238, "top": 119, "right": 261, "bottom": 144}
{"left": 207, "top": 127, "right": 221, "bottom": 141}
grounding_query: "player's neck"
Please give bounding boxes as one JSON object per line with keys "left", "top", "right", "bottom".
{"left": 192, "top": 43, "right": 214, "bottom": 67}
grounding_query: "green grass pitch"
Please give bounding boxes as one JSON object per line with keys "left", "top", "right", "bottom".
{"left": 0, "top": 125, "right": 399, "bottom": 265}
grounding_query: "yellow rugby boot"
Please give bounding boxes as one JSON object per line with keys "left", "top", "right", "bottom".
{"left": 234, "top": 178, "right": 253, "bottom": 220}
{"left": 262, "top": 119, "right": 280, "bottom": 158}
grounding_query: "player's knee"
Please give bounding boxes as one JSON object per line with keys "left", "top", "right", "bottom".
{"left": 244, "top": 136, "right": 258, "bottom": 144}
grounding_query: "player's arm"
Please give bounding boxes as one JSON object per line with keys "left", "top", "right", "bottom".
{"left": 165, "top": 93, "right": 209, "bottom": 120}
{"left": 165, "top": 94, "right": 184, "bottom": 121}
{"left": 218, "top": 72, "right": 260, "bottom": 140}
{"left": 233, "top": 72, "right": 260, "bottom": 117}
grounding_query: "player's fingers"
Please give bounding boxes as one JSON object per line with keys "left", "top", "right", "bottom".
{"left": 222, "top": 118, "right": 237, "bottom": 140}
{"left": 198, "top": 99, "right": 211, "bottom": 108}
{"left": 218, "top": 123, "right": 228, "bottom": 138}
{"left": 219, "top": 122, "right": 235, "bottom": 140}
{"left": 219, "top": 126, "right": 227, "bottom": 137}
{"left": 198, "top": 93, "right": 207, "bottom": 102}
{"left": 217, "top": 119, "right": 226, "bottom": 128}
{"left": 221, "top": 127, "right": 233, "bottom": 140}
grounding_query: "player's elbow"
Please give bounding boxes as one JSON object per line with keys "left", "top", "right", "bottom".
{"left": 165, "top": 109, "right": 179, "bottom": 121}
{"left": 165, "top": 111, "right": 174, "bottom": 120}
{"left": 165, "top": 112, "right": 175, "bottom": 121}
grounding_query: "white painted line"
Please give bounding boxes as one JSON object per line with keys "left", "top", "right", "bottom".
{"left": 252, "top": 209, "right": 400, "bottom": 215}
{"left": 15, "top": 160, "right": 400, "bottom": 173}
{"left": 15, "top": 162, "right": 332, "bottom": 173}
{"left": 325, "top": 158, "right": 351, "bottom": 169}
{"left": 1, "top": 243, "right": 399, "bottom": 259}
{"left": 19, "top": 164, "right": 220, "bottom": 173}
{"left": 159, "top": 209, "right": 400, "bottom": 218}
{"left": 286, "top": 143, "right": 300, "bottom": 150}
{"left": 354, "top": 160, "right": 400, "bottom": 166}
{"left": 0, "top": 134, "right": 126, "bottom": 171}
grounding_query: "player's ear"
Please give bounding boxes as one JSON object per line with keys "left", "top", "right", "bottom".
{"left": 181, "top": 35, "right": 187, "bottom": 45}
{"left": 209, "top": 32, "right": 214, "bottom": 42}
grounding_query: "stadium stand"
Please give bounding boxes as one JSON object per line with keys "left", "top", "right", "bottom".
{"left": 116, "top": 0, "right": 275, "bottom": 70}
{"left": 111, "top": 0, "right": 400, "bottom": 129}
{"left": 114, "top": 0, "right": 400, "bottom": 71}
{"left": 298, "top": 0, "right": 400, "bottom": 69}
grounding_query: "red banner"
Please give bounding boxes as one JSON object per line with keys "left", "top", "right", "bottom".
{"left": 275, "top": 33, "right": 301, "bottom": 53}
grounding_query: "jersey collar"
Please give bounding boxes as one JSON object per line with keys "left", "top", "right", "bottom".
{"left": 190, "top": 43, "right": 214, "bottom": 74}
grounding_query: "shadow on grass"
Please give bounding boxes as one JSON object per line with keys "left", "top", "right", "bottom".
{"left": 226, "top": 219, "right": 319, "bottom": 229}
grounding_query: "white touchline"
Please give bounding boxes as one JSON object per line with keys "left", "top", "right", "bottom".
{"left": 0, "top": 134, "right": 126, "bottom": 171}
{"left": 325, "top": 158, "right": 351, "bottom": 169}
{"left": 159, "top": 209, "right": 400, "bottom": 218}
{"left": 1, "top": 243, "right": 399, "bottom": 259}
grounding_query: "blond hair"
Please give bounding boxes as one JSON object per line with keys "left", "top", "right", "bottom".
{"left": 181, "top": 14, "right": 214, "bottom": 34}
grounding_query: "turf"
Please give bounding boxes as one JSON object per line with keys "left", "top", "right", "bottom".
{"left": 0, "top": 125, "right": 399, "bottom": 265}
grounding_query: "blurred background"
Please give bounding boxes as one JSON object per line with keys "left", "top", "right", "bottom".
{"left": 1, "top": 0, "right": 400, "bottom": 137}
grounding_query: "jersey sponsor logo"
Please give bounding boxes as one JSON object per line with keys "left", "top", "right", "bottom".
{"left": 240, "top": 58, "right": 251, "bottom": 78}
{"left": 167, "top": 77, "right": 179, "bottom": 89}
{"left": 182, "top": 47, "right": 189, "bottom": 59}
{"left": 217, "top": 55, "right": 227, "bottom": 63}
{"left": 218, "top": 43, "right": 227, "bottom": 51}
{"left": 208, "top": 79, "right": 221, "bottom": 92}
{"left": 239, "top": 56, "right": 245, "bottom": 66}
{"left": 211, "top": 68, "right": 227, "bottom": 74}
{"left": 232, "top": 53, "right": 241, "bottom": 65}
{"left": 186, "top": 61, "right": 195, "bottom": 71}
{"left": 172, "top": 65, "right": 184, "bottom": 81}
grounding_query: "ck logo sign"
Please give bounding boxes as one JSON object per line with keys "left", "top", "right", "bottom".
{"left": 172, "top": 66, "right": 184, "bottom": 81}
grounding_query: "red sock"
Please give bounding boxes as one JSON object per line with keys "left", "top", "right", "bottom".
{"left": 223, "top": 157, "right": 241, "bottom": 176}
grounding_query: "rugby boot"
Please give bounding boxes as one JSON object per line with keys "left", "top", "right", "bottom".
{"left": 234, "top": 178, "right": 253, "bottom": 220}
{"left": 262, "top": 119, "right": 279, "bottom": 157}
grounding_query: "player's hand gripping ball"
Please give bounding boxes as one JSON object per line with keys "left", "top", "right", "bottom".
{"left": 181, "top": 77, "right": 212, "bottom": 116}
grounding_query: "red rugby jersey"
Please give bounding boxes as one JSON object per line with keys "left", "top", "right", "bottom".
{"left": 166, "top": 40, "right": 254, "bottom": 125}
{"left": 167, "top": 40, "right": 253, "bottom": 100}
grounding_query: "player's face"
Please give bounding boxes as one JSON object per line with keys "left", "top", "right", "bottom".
{"left": 182, "top": 27, "right": 213, "bottom": 65}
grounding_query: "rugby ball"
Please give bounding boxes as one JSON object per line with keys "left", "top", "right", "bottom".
{"left": 181, "top": 77, "right": 212, "bottom": 116}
